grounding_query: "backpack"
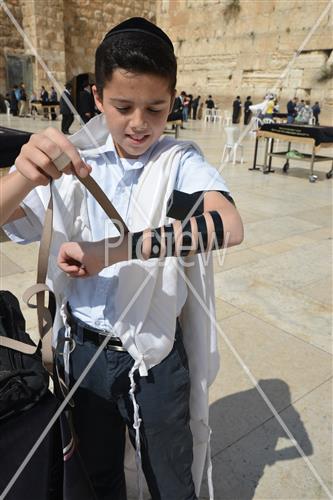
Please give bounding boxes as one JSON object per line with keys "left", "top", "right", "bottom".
{"left": 0, "top": 291, "right": 49, "bottom": 421}
{"left": 0, "top": 290, "right": 96, "bottom": 499}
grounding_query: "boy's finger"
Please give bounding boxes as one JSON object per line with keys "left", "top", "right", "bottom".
{"left": 15, "top": 156, "right": 51, "bottom": 186}
{"left": 43, "top": 127, "right": 90, "bottom": 177}
{"left": 65, "top": 266, "right": 88, "bottom": 278}
{"left": 20, "top": 144, "right": 62, "bottom": 181}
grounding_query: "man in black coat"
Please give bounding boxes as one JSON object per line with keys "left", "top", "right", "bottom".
{"left": 244, "top": 96, "right": 253, "bottom": 125}
{"left": 232, "top": 96, "right": 241, "bottom": 124}
{"left": 78, "top": 82, "right": 95, "bottom": 124}
{"left": 167, "top": 92, "right": 183, "bottom": 122}
{"left": 10, "top": 85, "right": 19, "bottom": 116}
{"left": 60, "top": 82, "right": 74, "bottom": 134}
{"left": 192, "top": 95, "right": 201, "bottom": 120}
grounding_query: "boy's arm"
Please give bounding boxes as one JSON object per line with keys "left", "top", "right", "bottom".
{"left": 0, "top": 127, "right": 91, "bottom": 226}
{"left": 57, "top": 192, "right": 243, "bottom": 278}
{"left": 0, "top": 171, "right": 35, "bottom": 224}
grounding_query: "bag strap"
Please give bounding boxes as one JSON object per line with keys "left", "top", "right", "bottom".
{"left": 23, "top": 152, "right": 128, "bottom": 373}
{"left": 0, "top": 336, "right": 37, "bottom": 355}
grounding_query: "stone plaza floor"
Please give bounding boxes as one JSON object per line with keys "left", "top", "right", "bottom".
{"left": 0, "top": 113, "right": 332, "bottom": 499}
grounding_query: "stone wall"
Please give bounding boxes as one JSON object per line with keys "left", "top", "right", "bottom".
{"left": 0, "top": 0, "right": 155, "bottom": 96}
{"left": 1, "top": 0, "right": 332, "bottom": 122}
{"left": 20, "top": 0, "right": 66, "bottom": 90}
{"left": 63, "top": 0, "right": 156, "bottom": 80}
{"left": 157, "top": 0, "right": 333, "bottom": 121}
{"left": 0, "top": 0, "right": 25, "bottom": 92}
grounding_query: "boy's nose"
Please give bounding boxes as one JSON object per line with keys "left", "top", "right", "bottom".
{"left": 130, "top": 109, "right": 148, "bottom": 130}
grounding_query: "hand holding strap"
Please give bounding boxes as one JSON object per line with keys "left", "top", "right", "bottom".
{"left": 23, "top": 150, "right": 129, "bottom": 373}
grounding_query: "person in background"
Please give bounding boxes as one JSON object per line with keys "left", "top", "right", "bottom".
{"left": 197, "top": 101, "right": 204, "bottom": 120}
{"left": 187, "top": 94, "right": 193, "bottom": 119}
{"left": 49, "top": 86, "right": 58, "bottom": 121}
{"left": 191, "top": 95, "right": 200, "bottom": 120}
{"left": 78, "top": 81, "right": 96, "bottom": 124}
{"left": 40, "top": 85, "right": 49, "bottom": 119}
{"left": 60, "top": 82, "right": 74, "bottom": 134}
{"left": 312, "top": 101, "right": 321, "bottom": 125}
{"left": 296, "top": 99, "right": 305, "bottom": 115}
{"left": 295, "top": 100, "right": 313, "bottom": 124}
{"left": 40, "top": 85, "right": 49, "bottom": 104}
{"left": 232, "top": 95, "right": 241, "bottom": 124}
{"left": 182, "top": 92, "right": 190, "bottom": 122}
{"left": 167, "top": 90, "right": 184, "bottom": 128}
{"left": 18, "top": 82, "right": 28, "bottom": 117}
{"left": 263, "top": 94, "right": 275, "bottom": 120}
{"left": 287, "top": 97, "right": 298, "bottom": 123}
{"left": 29, "top": 90, "right": 38, "bottom": 118}
{"left": 205, "top": 95, "right": 215, "bottom": 122}
{"left": 243, "top": 96, "right": 252, "bottom": 125}
{"left": 205, "top": 95, "right": 215, "bottom": 110}
{"left": 10, "top": 84, "right": 19, "bottom": 116}
{"left": 273, "top": 98, "right": 280, "bottom": 112}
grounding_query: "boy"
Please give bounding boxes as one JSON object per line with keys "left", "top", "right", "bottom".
{"left": 1, "top": 17, "right": 243, "bottom": 500}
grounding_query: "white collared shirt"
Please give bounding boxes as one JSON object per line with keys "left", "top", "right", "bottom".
{"left": 4, "top": 134, "right": 229, "bottom": 330}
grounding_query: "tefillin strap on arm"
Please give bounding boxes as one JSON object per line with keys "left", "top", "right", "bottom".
{"left": 131, "top": 211, "right": 224, "bottom": 260}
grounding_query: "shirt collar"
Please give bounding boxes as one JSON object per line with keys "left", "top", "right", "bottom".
{"left": 77, "top": 128, "right": 160, "bottom": 172}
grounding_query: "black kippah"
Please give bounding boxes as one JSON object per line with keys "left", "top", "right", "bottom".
{"left": 103, "top": 17, "right": 174, "bottom": 53}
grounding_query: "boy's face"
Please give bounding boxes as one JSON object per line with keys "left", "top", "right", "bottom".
{"left": 93, "top": 69, "right": 175, "bottom": 159}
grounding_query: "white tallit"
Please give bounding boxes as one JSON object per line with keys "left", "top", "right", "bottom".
{"left": 42, "top": 114, "right": 219, "bottom": 497}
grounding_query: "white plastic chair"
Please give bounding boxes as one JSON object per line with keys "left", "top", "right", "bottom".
{"left": 204, "top": 108, "right": 213, "bottom": 123}
{"left": 212, "top": 109, "right": 222, "bottom": 124}
{"left": 221, "top": 126, "right": 244, "bottom": 165}
{"left": 222, "top": 110, "right": 232, "bottom": 126}
{"left": 4, "top": 100, "right": 11, "bottom": 116}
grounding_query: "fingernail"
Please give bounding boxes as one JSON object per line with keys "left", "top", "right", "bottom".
{"left": 79, "top": 166, "right": 87, "bottom": 177}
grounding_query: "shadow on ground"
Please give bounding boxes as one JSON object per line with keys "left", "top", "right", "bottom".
{"left": 200, "top": 379, "right": 313, "bottom": 499}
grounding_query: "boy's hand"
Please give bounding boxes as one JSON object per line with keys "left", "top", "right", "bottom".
{"left": 57, "top": 241, "right": 105, "bottom": 278}
{"left": 15, "top": 127, "right": 91, "bottom": 187}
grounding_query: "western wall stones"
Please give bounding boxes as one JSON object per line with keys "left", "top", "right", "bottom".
{"left": 157, "top": 0, "right": 333, "bottom": 120}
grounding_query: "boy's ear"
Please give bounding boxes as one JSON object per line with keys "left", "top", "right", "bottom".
{"left": 92, "top": 85, "right": 104, "bottom": 113}
{"left": 169, "top": 90, "right": 176, "bottom": 113}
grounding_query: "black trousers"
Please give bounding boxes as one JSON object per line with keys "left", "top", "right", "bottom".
{"left": 57, "top": 321, "right": 196, "bottom": 500}
{"left": 61, "top": 113, "right": 74, "bottom": 133}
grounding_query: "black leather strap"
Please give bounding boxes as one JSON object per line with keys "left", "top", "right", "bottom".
{"left": 210, "top": 211, "right": 224, "bottom": 248}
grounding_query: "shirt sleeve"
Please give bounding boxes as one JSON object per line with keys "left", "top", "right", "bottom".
{"left": 175, "top": 146, "right": 231, "bottom": 195}
{"left": 2, "top": 167, "right": 47, "bottom": 244}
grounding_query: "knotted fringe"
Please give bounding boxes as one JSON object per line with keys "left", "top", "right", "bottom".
{"left": 60, "top": 303, "right": 71, "bottom": 388}
{"left": 206, "top": 426, "right": 214, "bottom": 500}
{"left": 129, "top": 359, "right": 144, "bottom": 500}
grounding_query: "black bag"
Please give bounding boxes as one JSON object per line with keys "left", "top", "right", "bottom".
{"left": 0, "top": 291, "right": 96, "bottom": 499}
{"left": 0, "top": 291, "right": 49, "bottom": 420}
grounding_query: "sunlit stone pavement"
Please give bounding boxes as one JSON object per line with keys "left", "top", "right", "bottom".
{"left": 0, "top": 113, "right": 332, "bottom": 499}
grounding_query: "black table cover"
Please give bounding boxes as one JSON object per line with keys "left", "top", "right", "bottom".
{"left": 0, "top": 126, "right": 32, "bottom": 168}
{"left": 260, "top": 123, "right": 333, "bottom": 146}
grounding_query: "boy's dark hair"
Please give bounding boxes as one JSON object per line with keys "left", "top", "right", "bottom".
{"left": 95, "top": 18, "right": 177, "bottom": 98}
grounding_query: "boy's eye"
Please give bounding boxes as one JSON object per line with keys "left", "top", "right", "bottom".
{"left": 114, "top": 106, "right": 163, "bottom": 114}
{"left": 116, "top": 107, "right": 130, "bottom": 112}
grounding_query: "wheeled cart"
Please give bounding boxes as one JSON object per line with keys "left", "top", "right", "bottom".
{"left": 250, "top": 124, "right": 333, "bottom": 182}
